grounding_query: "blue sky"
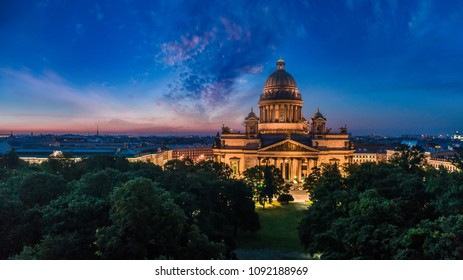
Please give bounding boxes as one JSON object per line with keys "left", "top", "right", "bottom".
{"left": 1, "top": 0, "right": 463, "bottom": 136}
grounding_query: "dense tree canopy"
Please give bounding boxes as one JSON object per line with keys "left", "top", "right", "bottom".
{"left": 299, "top": 146, "right": 463, "bottom": 259}
{"left": 3, "top": 145, "right": 463, "bottom": 260}
{"left": 0, "top": 156, "right": 258, "bottom": 259}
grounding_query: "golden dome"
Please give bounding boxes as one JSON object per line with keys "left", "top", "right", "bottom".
{"left": 261, "top": 59, "right": 301, "bottom": 100}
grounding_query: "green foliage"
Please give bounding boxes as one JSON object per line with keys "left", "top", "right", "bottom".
{"left": 277, "top": 193, "right": 294, "bottom": 205}
{"left": 95, "top": 178, "right": 224, "bottom": 259}
{"left": 126, "top": 161, "right": 163, "bottom": 181}
{"left": 243, "top": 165, "right": 284, "bottom": 207}
{"left": 299, "top": 156, "right": 463, "bottom": 259}
{"left": 389, "top": 144, "right": 428, "bottom": 175}
{"left": 0, "top": 183, "right": 27, "bottom": 258}
{"left": 95, "top": 178, "right": 187, "bottom": 259}
{"left": 0, "top": 150, "right": 23, "bottom": 169}
{"left": 16, "top": 172, "right": 67, "bottom": 208}
{"left": 41, "top": 157, "right": 86, "bottom": 182}
{"left": 159, "top": 159, "right": 259, "bottom": 256}
{"left": 0, "top": 156, "right": 259, "bottom": 259}
{"left": 80, "top": 155, "right": 131, "bottom": 173}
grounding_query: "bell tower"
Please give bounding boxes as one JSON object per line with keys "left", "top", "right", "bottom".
{"left": 310, "top": 109, "right": 327, "bottom": 135}
{"left": 244, "top": 108, "right": 259, "bottom": 137}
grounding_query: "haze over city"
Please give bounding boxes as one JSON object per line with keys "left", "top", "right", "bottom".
{"left": 1, "top": 0, "right": 463, "bottom": 136}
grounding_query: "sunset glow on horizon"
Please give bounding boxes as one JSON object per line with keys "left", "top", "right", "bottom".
{"left": 2, "top": 1, "right": 463, "bottom": 136}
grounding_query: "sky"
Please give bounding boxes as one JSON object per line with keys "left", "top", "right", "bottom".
{"left": 1, "top": 0, "right": 463, "bottom": 136}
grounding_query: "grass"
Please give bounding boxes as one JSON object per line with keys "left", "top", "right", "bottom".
{"left": 235, "top": 201, "right": 310, "bottom": 259}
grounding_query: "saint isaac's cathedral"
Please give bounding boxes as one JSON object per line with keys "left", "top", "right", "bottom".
{"left": 212, "top": 59, "right": 354, "bottom": 182}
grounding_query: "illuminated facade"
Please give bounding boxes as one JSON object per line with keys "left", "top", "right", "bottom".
{"left": 212, "top": 59, "right": 355, "bottom": 181}
{"left": 16, "top": 148, "right": 172, "bottom": 167}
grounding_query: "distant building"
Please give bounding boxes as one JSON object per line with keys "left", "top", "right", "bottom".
{"left": 426, "top": 150, "right": 460, "bottom": 172}
{"left": 453, "top": 131, "right": 463, "bottom": 141}
{"left": 353, "top": 152, "right": 387, "bottom": 164}
{"left": 212, "top": 59, "right": 355, "bottom": 182}
{"left": 384, "top": 149, "right": 460, "bottom": 172}
{"left": 172, "top": 148, "right": 213, "bottom": 162}
{"left": 16, "top": 147, "right": 172, "bottom": 167}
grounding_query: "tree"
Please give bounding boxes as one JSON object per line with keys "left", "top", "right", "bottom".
{"left": 81, "top": 155, "right": 130, "bottom": 173}
{"left": 389, "top": 144, "right": 427, "bottom": 175}
{"left": 41, "top": 156, "right": 85, "bottom": 182}
{"left": 95, "top": 178, "right": 224, "bottom": 259}
{"left": 16, "top": 172, "right": 67, "bottom": 208}
{"left": 0, "top": 150, "right": 22, "bottom": 169}
{"left": 0, "top": 182, "right": 27, "bottom": 259}
{"left": 277, "top": 193, "right": 294, "bottom": 205}
{"left": 158, "top": 160, "right": 259, "bottom": 256}
{"left": 243, "top": 165, "right": 284, "bottom": 207}
{"left": 277, "top": 183, "right": 294, "bottom": 205}
{"left": 126, "top": 161, "right": 163, "bottom": 181}
{"left": 0, "top": 154, "right": 259, "bottom": 260}
{"left": 299, "top": 158, "right": 433, "bottom": 259}
{"left": 195, "top": 160, "right": 233, "bottom": 180}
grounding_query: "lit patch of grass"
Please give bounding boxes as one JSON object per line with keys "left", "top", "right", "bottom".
{"left": 236, "top": 202, "right": 308, "bottom": 259}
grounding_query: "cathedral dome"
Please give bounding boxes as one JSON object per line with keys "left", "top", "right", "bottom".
{"left": 261, "top": 59, "right": 301, "bottom": 100}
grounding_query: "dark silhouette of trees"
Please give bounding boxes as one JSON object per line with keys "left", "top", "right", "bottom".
{"left": 243, "top": 165, "right": 284, "bottom": 207}
{"left": 95, "top": 178, "right": 224, "bottom": 259}
{"left": 1, "top": 157, "right": 257, "bottom": 259}
{"left": 299, "top": 147, "right": 463, "bottom": 259}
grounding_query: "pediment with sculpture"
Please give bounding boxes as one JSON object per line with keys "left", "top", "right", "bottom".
{"left": 260, "top": 140, "right": 318, "bottom": 152}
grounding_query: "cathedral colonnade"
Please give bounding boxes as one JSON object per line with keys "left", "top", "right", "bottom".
{"left": 259, "top": 104, "right": 303, "bottom": 123}
{"left": 258, "top": 156, "right": 318, "bottom": 182}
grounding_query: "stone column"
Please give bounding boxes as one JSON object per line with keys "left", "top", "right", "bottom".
{"left": 282, "top": 159, "right": 287, "bottom": 180}
{"left": 268, "top": 105, "right": 271, "bottom": 123}
{"left": 266, "top": 106, "right": 270, "bottom": 123}
{"left": 268, "top": 106, "right": 271, "bottom": 123}
{"left": 291, "top": 105, "right": 295, "bottom": 122}
{"left": 297, "top": 158, "right": 302, "bottom": 181}
{"left": 293, "top": 158, "right": 298, "bottom": 180}
{"left": 260, "top": 107, "right": 263, "bottom": 122}
{"left": 275, "top": 105, "right": 279, "bottom": 121}
{"left": 285, "top": 105, "right": 289, "bottom": 122}
{"left": 294, "top": 105, "right": 299, "bottom": 122}
{"left": 287, "top": 105, "right": 291, "bottom": 122}
{"left": 270, "top": 105, "right": 275, "bottom": 122}
{"left": 289, "top": 158, "right": 294, "bottom": 180}
{"left": 288, "top": 105, "right": 292, "bottom": 122}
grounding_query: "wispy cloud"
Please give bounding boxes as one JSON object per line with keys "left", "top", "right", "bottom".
{"left": 156, "top": 2, "right": 291, "bottom": 121}
{"left": 0, "top": 68, "right": 242, "bottom": 134}
{"left": 0, "top": 68, "right": 166, "bottom": 131}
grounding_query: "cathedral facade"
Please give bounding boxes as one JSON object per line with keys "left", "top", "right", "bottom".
{"left": 212, "top": 59, "right": 354, "bottom": 182}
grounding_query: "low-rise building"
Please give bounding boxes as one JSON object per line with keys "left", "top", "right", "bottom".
{"left": 16, "top": 147, "right": 172, "bottom": 167}
{"left": 172, "top": 147, "right": 213, "bottom": 161}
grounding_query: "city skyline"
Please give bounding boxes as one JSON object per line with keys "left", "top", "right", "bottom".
{"left": 1, "top": 0, "right": 463, "bottom": 136}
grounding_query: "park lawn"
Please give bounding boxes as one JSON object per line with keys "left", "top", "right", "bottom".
{"left": 235, "top": 201, "right": 309, "bottom": 259}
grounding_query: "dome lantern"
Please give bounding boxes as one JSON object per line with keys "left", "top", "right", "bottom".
{"left": 276, "top": 58, "right": 285, "bottom": 70}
